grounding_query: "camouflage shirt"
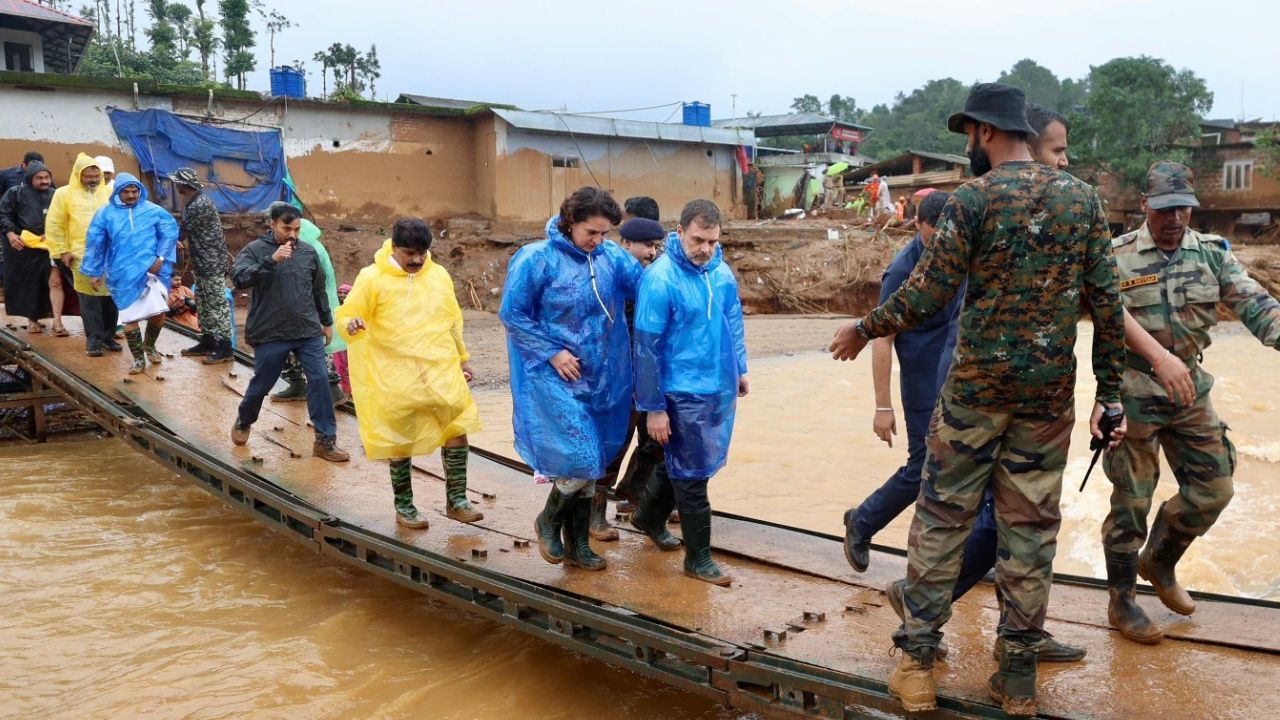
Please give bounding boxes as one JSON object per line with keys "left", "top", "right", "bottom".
{"left": 180, "top": 190, "right": 228, "bottom": 277}
{"left": 1114, "top": 224, "right": 1280, "bottom": 404}
{"left": 862, "top": 161, "right": 1125, "bottom": 412}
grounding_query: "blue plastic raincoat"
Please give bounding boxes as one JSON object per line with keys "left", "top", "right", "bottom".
{"left": 82, "top": 173, "right": 179, "bottom": 309}
{"left": 499, "top": 217, "right": 643, "bottom": 480}
{"left": 633, "top": 236, "right": 748, "bottom": 480}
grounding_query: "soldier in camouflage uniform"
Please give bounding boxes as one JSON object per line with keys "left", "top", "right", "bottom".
{"left": 170, "top": 168, "right": 234, "bottom": 363}
{"left": 1102, "top": 161, "right": 1280, "bottom": 644}
{"left": 830, "top": 83, "right": 1127, "bottom": 717}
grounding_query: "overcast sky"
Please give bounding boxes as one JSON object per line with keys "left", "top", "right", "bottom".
{"left": 245, "top": 0, "right": 1279, "bottom": 123}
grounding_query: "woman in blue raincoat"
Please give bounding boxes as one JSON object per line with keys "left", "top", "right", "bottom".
{"left": 499, "top": 187, "right": 641, "bottom": 572}
{"left": 631, "top": 199, "right": 748, "bottom": 586}
{"left": 82, "top": 173, "right": 179, "bottom": 374}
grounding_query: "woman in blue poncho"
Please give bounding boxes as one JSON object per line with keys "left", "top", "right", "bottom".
{"left": 82, "top": 174, "right": 178, "bottom": 374}
{"left": 499, "top": 187, "right": 642, "bottom": 572}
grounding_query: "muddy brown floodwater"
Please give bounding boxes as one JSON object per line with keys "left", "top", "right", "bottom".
{"left": 2, "top": 322, "right": 1277, "bottom": 720}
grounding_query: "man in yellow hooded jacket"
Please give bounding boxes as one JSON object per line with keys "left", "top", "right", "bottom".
{"left": 336, "top": 218, "right": 483, "bottom": 530}
{"left": 45, "top": 153, "right": 113, "bottom": 354}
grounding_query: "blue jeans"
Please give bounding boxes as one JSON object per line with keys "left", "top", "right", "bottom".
{"left": 853, "top": 407, "right": 996, "bottom": 600}
{"left": 236, "top": 336, "right": 337, "bottom": 437}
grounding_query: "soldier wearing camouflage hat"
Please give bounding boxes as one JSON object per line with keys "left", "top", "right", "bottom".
{"left": 1102, "top": 160, "right": 1280, "bottom": 643}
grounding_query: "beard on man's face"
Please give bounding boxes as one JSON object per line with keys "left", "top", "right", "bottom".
{"left": 968, "top": 145, "right": 993, "bottom": 177}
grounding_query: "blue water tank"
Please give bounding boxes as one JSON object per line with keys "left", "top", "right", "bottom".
{"left": 682, "top": 101, "right": 711, "bottom": 127}
{"left": 270, "top": 66, "right": 306, "bottom": 99}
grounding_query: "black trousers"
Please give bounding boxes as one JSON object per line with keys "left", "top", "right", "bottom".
{"left": 79, "top": 293, "right": 118, "bottom": 350}
{"left": 671, "top": 478, "right": 710, "bottom": 516}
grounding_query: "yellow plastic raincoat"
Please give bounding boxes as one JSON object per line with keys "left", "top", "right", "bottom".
{"left": 336, "top": 239, "right": 480, "bottom": 460}
{"left": 45, "top": 153, "right": 111, "bottom": 296}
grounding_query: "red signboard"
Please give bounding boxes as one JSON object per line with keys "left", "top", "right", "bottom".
{"left": 831, "top": 127, "right": 863, "bottom": 143}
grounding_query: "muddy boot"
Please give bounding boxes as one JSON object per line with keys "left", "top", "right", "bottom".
{"left": 312, "top": 434, "right": 350, "bottom": 462}
{"left": 888, "top": 645, "right": 937, "bottom": 713}
{"left": 142, "top": 322, "right": 163, "bottom": 364}
{"left": 391, "top": 458, "right": 428, "bottom": 529}
{"left": 993, "top": 589, "right": 1085, "bottom": 663}
{"left": 1105, "top": 547, "right": 1163, "bottom": 644}
{"left": 680, "top": 509, "right": 731, "bottom": 586}
{"left": 203, "top": 338, "right": 234, "bottom": 364}
{"left": 125, "top": 328, "right": 146, "bottom": 374}
{"left": 988, "top": 641, "right": 1039, "bottom": 717}
{"left": 271, "top": 378, "right": 308, "bottom": 402}
{"left": 589, "top": 491, "right": 619, "bottom": 541}
{"left": 842, "top": 506, "right": 871, "bottom": 572}
{"left": 885, "top": 579, "right": 949, "bottom": 659}
{"left": 534, "top": 487, "right": 573, "bottom": 564}
{"left": 441, "top": 446, "right": 483, "bottom": 523}
{"left": 181, "top": 333, "right": 216, "bottom": 356}
{"left": 629, "top": 467, "right": 681, "bottom": 551}
{"left": 563, "top": 495, "right": 607, "bottom": 571}
{"left": 1138, "top": 502, "right": 1197, "bottom": 615}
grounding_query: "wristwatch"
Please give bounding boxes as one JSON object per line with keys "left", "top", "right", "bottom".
{"left": 854, "top": 319, "right": 871, "bottom": 340}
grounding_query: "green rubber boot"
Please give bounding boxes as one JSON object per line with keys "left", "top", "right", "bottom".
{"left": 441, "top": 446, "right": 483, "bottom": 523}
{"left": 563, "top": 495, "right": 606, "bottom": 571}
{"left": 534, "top": 486, "right": 573, "bottom": 564}
{"left": 390, "top": 458, "right": 428, "bottom": 529}
{"left": 629, "top": 464, "right": 682, "bottom": 551}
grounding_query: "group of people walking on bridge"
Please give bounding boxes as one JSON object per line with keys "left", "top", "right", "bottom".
{"left": 4, "top": 80, "right": 1279, "bottom": 719}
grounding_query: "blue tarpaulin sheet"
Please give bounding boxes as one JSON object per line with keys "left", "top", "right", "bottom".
{"left": 107, "top": 108, "right": 295, "bottom": 214}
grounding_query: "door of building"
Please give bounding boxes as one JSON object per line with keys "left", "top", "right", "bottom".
{"left": 549, "top": 155, "right": 581, "bottom": 216}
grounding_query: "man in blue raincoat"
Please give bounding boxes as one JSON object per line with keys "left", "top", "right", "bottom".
{"left": 499, "top": 187, "right": 642, "bottom": 572}
{"left": 82, "top": 173, "right": 179, "bottom": 374}
{"left": 632, "top": 199, "right": 748, "bottom": 586}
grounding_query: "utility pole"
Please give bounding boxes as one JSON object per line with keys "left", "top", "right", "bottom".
{"left": 731, "top": 93, "right": 737, "bottom": 118}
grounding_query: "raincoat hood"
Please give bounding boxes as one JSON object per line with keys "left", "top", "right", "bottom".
{"left": 67, "top": 152, "right": 99, "bottom": 192}
{"left": 23, "top": 160, "right": 51, "bottom": 184}
{"left": 546, "top": 215, "right": 608, "bottom": 261}
{"left": 109, "top": 172, "right": 148, "bottom": 208}
{"left": 666, "top": 228, "right": 723, "bottom": 275}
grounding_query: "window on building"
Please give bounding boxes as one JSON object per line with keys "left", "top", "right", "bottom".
{"left": 1223, "top": 159, "right": 1254, "bottom": 191}
{"left": 551, "top": 156, "right": 579, "bottom": 168}
{"left": 4, "top": 42, "right": 34, "bottom": 72}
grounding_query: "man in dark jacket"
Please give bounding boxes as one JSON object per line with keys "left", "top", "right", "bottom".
{"left": 0, "top": 161, "right": 55, "bottom": 331}
{"left": 0, "top": 151, "right": 44, "bottom": 195}
{"left": 229, "top": 203, "right": 349, "bottom": 462}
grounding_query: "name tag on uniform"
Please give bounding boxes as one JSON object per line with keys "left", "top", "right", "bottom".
{"left": 1120, "top": 274, "right": 1159, "bottom": 290}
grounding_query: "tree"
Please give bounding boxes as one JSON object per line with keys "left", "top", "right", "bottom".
{"left": 312, "top": 48, "right": 331, "bottom": 97}
{"left": 997, "top": 59, "right": 1064, "bottom": 110}
{"left": 192, "top": 0, "right": 218, "bottom": 80}
{"left": 858, "top": 78, "right": 972, "bottom": 159}
{"left": 144, "top": 0, "right": 177, "bottom": 61}
{"left": 357, "top": 44, "right": 380, "bottom": 99}
{"left": 790, "top": 94, "right": 822, "bottom": 114}
{"left": 167, "top": 2, "right": 193, "bottom": 60}
{"left": 219, "top": 0, "right": 255, "bottom": 90}
{"left": 261, "top": 8, "right": 293, "bottom": 68}
{"left": 1070, "top": 56, "right": 1213, "bottom": 191}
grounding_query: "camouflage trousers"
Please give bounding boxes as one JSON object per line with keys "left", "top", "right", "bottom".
{"left": 281, "top": 349, "right": 340, "bottom": 385}
{"left": 1101, "top": 393, "right": 1235, "bottom": 554}
{"left": 194, "top": 274, "right": 232, "bottom": 342}
{"left": 898, "top": 390, "right": 1073, "bottom": 653}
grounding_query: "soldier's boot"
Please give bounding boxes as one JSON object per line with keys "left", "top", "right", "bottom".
{"left": 181, "top": 333, "right": 216, "bottom": 356}
{"left": 142, "top": 323, "right": 163, "bottom": 364}
{"left": 680, "top": 509, "right": 731, "bottom": 586}
{"left": 629, "top": 468, "right": 682, "bottom": 551}
{"left": 1138, "top": 502, "right": 1197, "bottom": 615}
{"left": 391, "top": 459, "right": 428, "bottom": 530}
{"left": 988, "top": 642, "right": 1039, "bottom": 717}
{"left": 887, "top": 645, "right": 937, "bottom": 714}
{"left": 125, "top": 328, "right": 147, "bottom": 374}
{"left": 563, "top": 495, "right": 607, "bottom": 571}
{"left": 441, "top": 446, "right": 483, "bottom": 523}
{"left": 588, "top": 491, "right": 619, "bottom": 541}
{"left": 271, "top": 378, "right": 308, "bottom": 402}
{"left": 1105, "top": 548, "right": 1163, "bottom": 644}
{"left": 534, "top": 487, "right": 573, "bottom": 564}
{"left": 885, "top": 579, "right": 950, "bottom": 660}
{"left": 994, "top": 589, "right": 1086, "bottom": 663}
{"left": 202, "top": 338, "right": 234, "bottom": 365}
{"left": 842, "top": 506, "right": 871, "bottom": 572}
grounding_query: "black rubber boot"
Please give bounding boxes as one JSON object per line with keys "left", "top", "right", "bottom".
{"left": 271, "top": 378, "right": 308, "bottom": 402}
{"left": 629, "top": 466, "right": 682, "bottom": 551}
{"left": 988, "top": 641, "right": 1039, "bottom": 717}
{"left": 1105, "top": 547, "right": 1163, "bottom": 644}
{"left": 1139, "top": 502, "right": 1197, "bottom": 615}
{"left": 563, "top": 495, "right": 607, "bottom": 571}
{"left": 588, "top": 491, "right": 618, "bottom": 541}
{"left": 202, "top": 338, "right": 234, "bottom": 364}
{"left": 181, "top": 333, "right": 216, "bottom": 356}
{"left": 534, "top": 487, "right": 573, "bottom": 564}
{"left": 842, "top": 506, "right": 870, "bottom": 572}
{"left": 680, "top": 509, "right": 731, "bottom": 586}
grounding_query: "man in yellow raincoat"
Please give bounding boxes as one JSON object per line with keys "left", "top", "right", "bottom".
{"left": 336, "top": 218, "right": 483, "bottom": 530}
{"left": 46, "top": 153, "right": 113, "bottom": 354}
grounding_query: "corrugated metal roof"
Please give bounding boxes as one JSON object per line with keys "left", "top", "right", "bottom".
{"left": 712, "top": 112, "right": 873, "bottom": 137}
{"left": 0, "top": 0, "right": 92, "bottom": 26}
{"left": 395, "top": 93, "right": 501, "bottom": 111}
{"left": 494, "top": 109, "right": 753, "bottom": 147}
